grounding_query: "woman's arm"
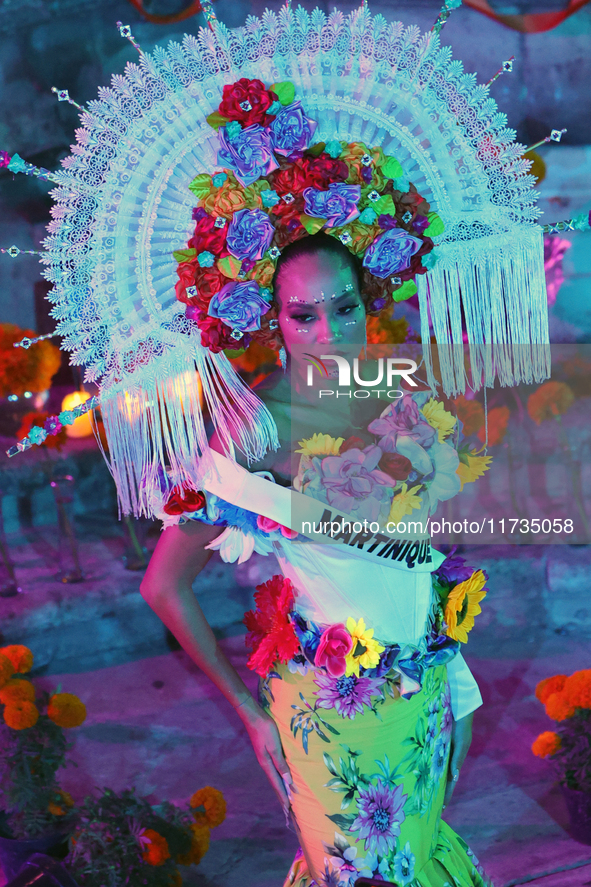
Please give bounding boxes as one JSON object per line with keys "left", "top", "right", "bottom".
{"left": 140, "top": 518, "right": 293, "bottom": 810}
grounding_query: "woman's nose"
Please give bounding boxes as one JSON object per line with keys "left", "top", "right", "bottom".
{"left": 315, "top": 315, "right": 343, "bottom": 345}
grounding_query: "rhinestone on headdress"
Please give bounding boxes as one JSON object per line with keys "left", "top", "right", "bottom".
{"left": 7, "top": 245, "right": 20, "bottom": 258}
{"left": 282, "top": 193, "right": 295, "bottom": 204}
{"left": 214, "top": 216, "right": 227, "bottom": 228}
{"left": 268, "top": 246, "right": 281, "bottom": 260}
{"left": 391, "top": 276, "right": 402, "bottom": 286}
{"left": 185, "top": 286, "right": 198, "bottom": 299}
{"left": 551, "top": 129, "right": 565, "bottom": 142}
{"left": 268, "top": 319, "right": 279, "bottom": 330}
{"left": 503, "top": 59, "right": 513, "bottom": 72}
{"left": 367, "top": 190, "right": 380, "bottom": 202}
{"left": 402, "top": 211, "right": 413, "bottom": 224}
{"left": 339, "top": 232, "right": 352, "bottom": 245}
{"left": 230, "top": 329, "right": 244, "bottom": 340}
{"left": 239, "top": 100, "right": 253, "bottom": 112}
{"left": 361, "top": 153, "right": 372, "bottom": 166}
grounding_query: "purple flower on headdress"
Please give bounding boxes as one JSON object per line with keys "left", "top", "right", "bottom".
{"left": 0, "top": 151, "right": 11, "bottom": 168}
{"left": 217, "top": 124, "right": 278, "bottom": 187}
{"left": 317, "top": 445, "right": 393, "bottom": 521}
{"left": 268, "top": 101, "right": 317, "bottom": 156}
{"left": 226, "top": 208, "right": 275, "bottom": 262}
{"left": 362, "top": 228, "right": 422, "bottom": 278}
{"left": 207, "top": 280, "right": 271, "bottom": 332}
{"left": 303, "top": 183, "right": 361, "bottom": 228}
{"left": 413, "top": 214, "right": 430, "bottom": 234}
{"left": 378, "top": 214, "right": 399, "bottom": 230}
{"left": 350, "top": 779, "right": 407, "bottom": 856}
{"left": 314, "top": 672, "right": 385, "bottom": 719}
{"left": 368, "top": 394, "right": 435, "bottom": 450}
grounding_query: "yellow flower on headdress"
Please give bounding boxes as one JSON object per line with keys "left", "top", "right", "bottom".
{"left": 387, "top": 484, "right": 423, "bottom": 526}
{"left": 295, "top": 434, "right": 344, "bottom": 457}
{"left": 444, "top": 570, "right": 487, "bottom": 643}
{"left": 345, "top": 617, "right": 384, "bottom": 676}
{"left": 421, "top": 398, "right": 456, "bottom": 443}
{"left": 456, "top": 451, "right": 492, "bottom": 491}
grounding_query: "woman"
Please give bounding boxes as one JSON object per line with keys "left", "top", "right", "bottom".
{"left": 140, "top": 234, "right": 488, "bottom": 887}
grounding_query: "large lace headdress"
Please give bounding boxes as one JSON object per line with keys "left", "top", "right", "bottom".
{"left": 15, "top": 3, "right": 552, "bottom": 515}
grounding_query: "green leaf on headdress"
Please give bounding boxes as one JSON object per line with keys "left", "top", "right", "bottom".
{"left": 392, "top": 280, "right": 418, "bottom": 302}
{"left": 224, "top": 347, "right": 247, "bottom": 357}
{"left": 371, "top": 194, "right": 397, "bottom": 217}
{"left": 172, "top": 248, "right": 197, "bottom": 263}
{"left": 425, "top": 212, "right": 445, "bottom": 236}
{"left": 189, "top": 174, "right": 213, "bottom": 199}
{"left": 217, "top": 255, "right": 243, "bottom": 279}
{"left": 271, "top": 81, "right": 296, "bottom": 106}
{"left": 300, "top": 214, "right": 327, "bottom": 235}
{"left": 206, "top": 110, "right": 230, "bottom": 131}
{"left": 307, "top": 142, "right": 326, "bottom": 157}
{"left": 381, "top": 157, "right": 404, "bottom": 180}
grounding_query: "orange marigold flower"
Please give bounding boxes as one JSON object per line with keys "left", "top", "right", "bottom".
{"left": 0, "top": 678, "right": 35, "bottom": 705}
{"left": 545, "top": 691, "right": 576, "bottom": 722}
{"left": 535, "top": 674, "right": 567, "bottom": 704}
{"left": 454, "top": 395, "right": 484, "bottom": 437}
{"left": 477, "top": 405, "right": 511, "bottom": 446}
{"left": 190, "top": 787, "right": 226, "bottom": 829}
{"left": 532, "top": 731, "right": 561, "bottom": 758}
{"left": 48, "top": 790, "right": 75, "bottom": 816}
{"left": 142, "top": 829, "right": 171, "bottom": 866}
{"left": 47, "top": 692, "right": 87, "bottom": 728}
{"left": 527, "top": 381, "right": 574, "bottom": 425}
{"left": 0, "top": 645, "right": 33, "bottom": 674}
{"left": 0, "top": 654, "right": 16, "bottom": 689}
{"left": 563, "top": 669, "right": 591, "bottom": 710}
{"left": 177, "top": 822, "right": 210, "bottom": 866}
{"left": 3, "top": 700, "right": 39, "bottom": 730}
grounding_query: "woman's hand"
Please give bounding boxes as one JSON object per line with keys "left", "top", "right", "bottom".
{"left": 237, "top": 696, "right": 293, "bottom": 813}
{"left": 443, "top": 711, "right": 473, "bottom": 808}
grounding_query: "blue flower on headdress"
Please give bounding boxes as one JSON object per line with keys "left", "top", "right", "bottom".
{"left": 362, "top": 228, "right": 422, "bottom": 278}
{"left": 303, "top": 183, "right": 361, "bottom": 228}
{"left": 268, "top": 101, "right": 317, "bottom": 156}
{"left": 226, "top": 209, "right": 275, "bottom": 262}
{"left": 217, "top": 124, "right": 278, "bottom": 187}
{"left": 207, "top": 280, "right": 271, "bottom": 332}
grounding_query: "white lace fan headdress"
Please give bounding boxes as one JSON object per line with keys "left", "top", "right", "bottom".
{"left": 18, "top": 2, "right": 553, "bottom": 516}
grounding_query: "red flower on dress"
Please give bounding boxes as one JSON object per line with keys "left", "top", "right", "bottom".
{"left": 340, "top": 436, "right": 366, "bottom": 453}
{"left": 219, "top": 78, "right": 277, "bottom": 127}
{"left": 243, "top": 576, "right": 300, "bottom": 676}
{"left": 163, "top": 486, "right": 206, "bottom": 516}
{"left": 378, "top": 452, "right": 412, "bottom": 482}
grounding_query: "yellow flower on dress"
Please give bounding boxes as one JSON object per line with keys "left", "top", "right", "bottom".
{"left": 345, "top": 617, "right": 384, "bottom": 676}
{"left": 456, "top": 452, "right": 492, "bottom": 491}
{"left": 444, "top": 570, "right": 487, "bottom": 643}
{"left": 295, "top": 434, "right": 344, "bottom": 457}
{"left": 387, "top": 484, "right": 423, "bottom": 526}
{"left": 421, "top": 398, "right": 456, "bottom": 443}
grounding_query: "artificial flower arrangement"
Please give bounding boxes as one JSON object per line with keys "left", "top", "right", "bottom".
{"left": 0, "top": 644, "right": 86, "bottom": 840}
{"left": 244, "top": 556, "right": 487, "bottom": 748}
{"left": 531, "top": 669, "right": 591, "bottom": 792}
{"left": 65, "top": 785, "right": 225, "bottom": 887}
{"left": 174, "top": 77, "right": 443, "bottom": 354}
{"left": 294, "top": 390, "right": 492, "bottom": 530}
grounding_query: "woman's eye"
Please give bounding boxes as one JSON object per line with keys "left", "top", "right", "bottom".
{"left": 338, "top": 303, "right": 359, "bottom": 316}
{"left": 291, "top": 314, "right": 316, "bottom": 323}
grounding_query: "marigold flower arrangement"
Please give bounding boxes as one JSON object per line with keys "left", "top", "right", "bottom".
{"left": 174, "top": 77, "right": 442, "bottom": 355}
{"left": 66, "top": 785, "right": 225, "bottom": 886}
{"left": 531, "top": 669, "right": 591, "bottom": 792}
{"left": 0, "top": 645, "right": 86, "bottom": 839}
{"left": 0, "top": 323, "right": 61, "bottom": 398}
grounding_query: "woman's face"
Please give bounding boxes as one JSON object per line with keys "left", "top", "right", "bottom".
{"left": 275, "top": 250, "right": 366, "bottom": 360}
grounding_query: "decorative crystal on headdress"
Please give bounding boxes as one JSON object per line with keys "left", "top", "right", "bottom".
{"left": 282, "top": 193, "right": 295, "bottom": 204}
{"left": 214, "top": 216, "right": 227, "bottom": 228}
{"left": 391, "top": 276, "right": 402, "bottom": 286}
{"left": 339, "top": 232, "right": 352, "bottom": 245}
{"left": 402, "top": 211, "right": 412, "bottom": 224}
{"left": 268, "top": 319, "right": 279, "bottom": 330}
{"left": 367, "top": 190, "right": 380, "bottom": 202}
{"left": 239, "top": 100, "right": 252, "bottom": 112}
{"left": 361, "top": 154, "right": 372, "bottom": 166}
{"left": 185, "top": 286, "right": 198, "bottom": 299}
{"left": 268, "top": 246, "right": 281, "bottom": 260}
{"left": 230, "top": 329, "right": 244, "bottom": 340}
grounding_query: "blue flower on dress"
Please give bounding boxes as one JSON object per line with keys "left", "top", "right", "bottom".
{"left": 430, "top": 733, "right": 449, "bottom": 783}
{"left": 303, "top": 183, "right": 361, "bottom": 228}
{"left": 217, "top": 124, "right": 278, "bottom": 187}
{"left": 350, "top": 780, "right": 407, "bottom": 856}
{"left": 362, "top": 228, "right": 422, "bottom": 278}
{"left": 268, "top": 100, "right": 317, "bottom": 156}
{"left": 208, "top": 280, "right": 271, "bottom": 332}
{"left": 393, "top": 841, "right": 415, "bottom": 886}
{"left": 314, "top": 673, "right": 384, "bottom": 720}
{"left": 226, "top": 208, "right": 275, "bottom": 262}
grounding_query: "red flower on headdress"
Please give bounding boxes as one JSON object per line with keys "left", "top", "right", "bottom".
{"left": 189, "top": 211, "right": 228, "bottom": 256}
{"left": 195, "top": 315, "right": 240, "bottom": 353}
{"left": 163, "top": 486, "right": 206, "bottom": 516}
{"left": 243, "top": 576, "right": 300, "bottom": 676}
{"left": 270, "top": 161, "right": 308, "bottom": 198}
{"left": 219, "top": 78, "right": 278, "bottom": 127}
{"left": 301, "top": 155, "right": 349, "bottom": 189}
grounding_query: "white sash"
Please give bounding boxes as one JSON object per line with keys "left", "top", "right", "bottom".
{"left": 201, "top": 450, "right": 445, "bottom": 573}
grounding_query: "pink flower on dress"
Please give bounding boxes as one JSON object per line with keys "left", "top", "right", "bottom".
{"left": 314, "top": 624, "right": 354, "bottom": 677}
